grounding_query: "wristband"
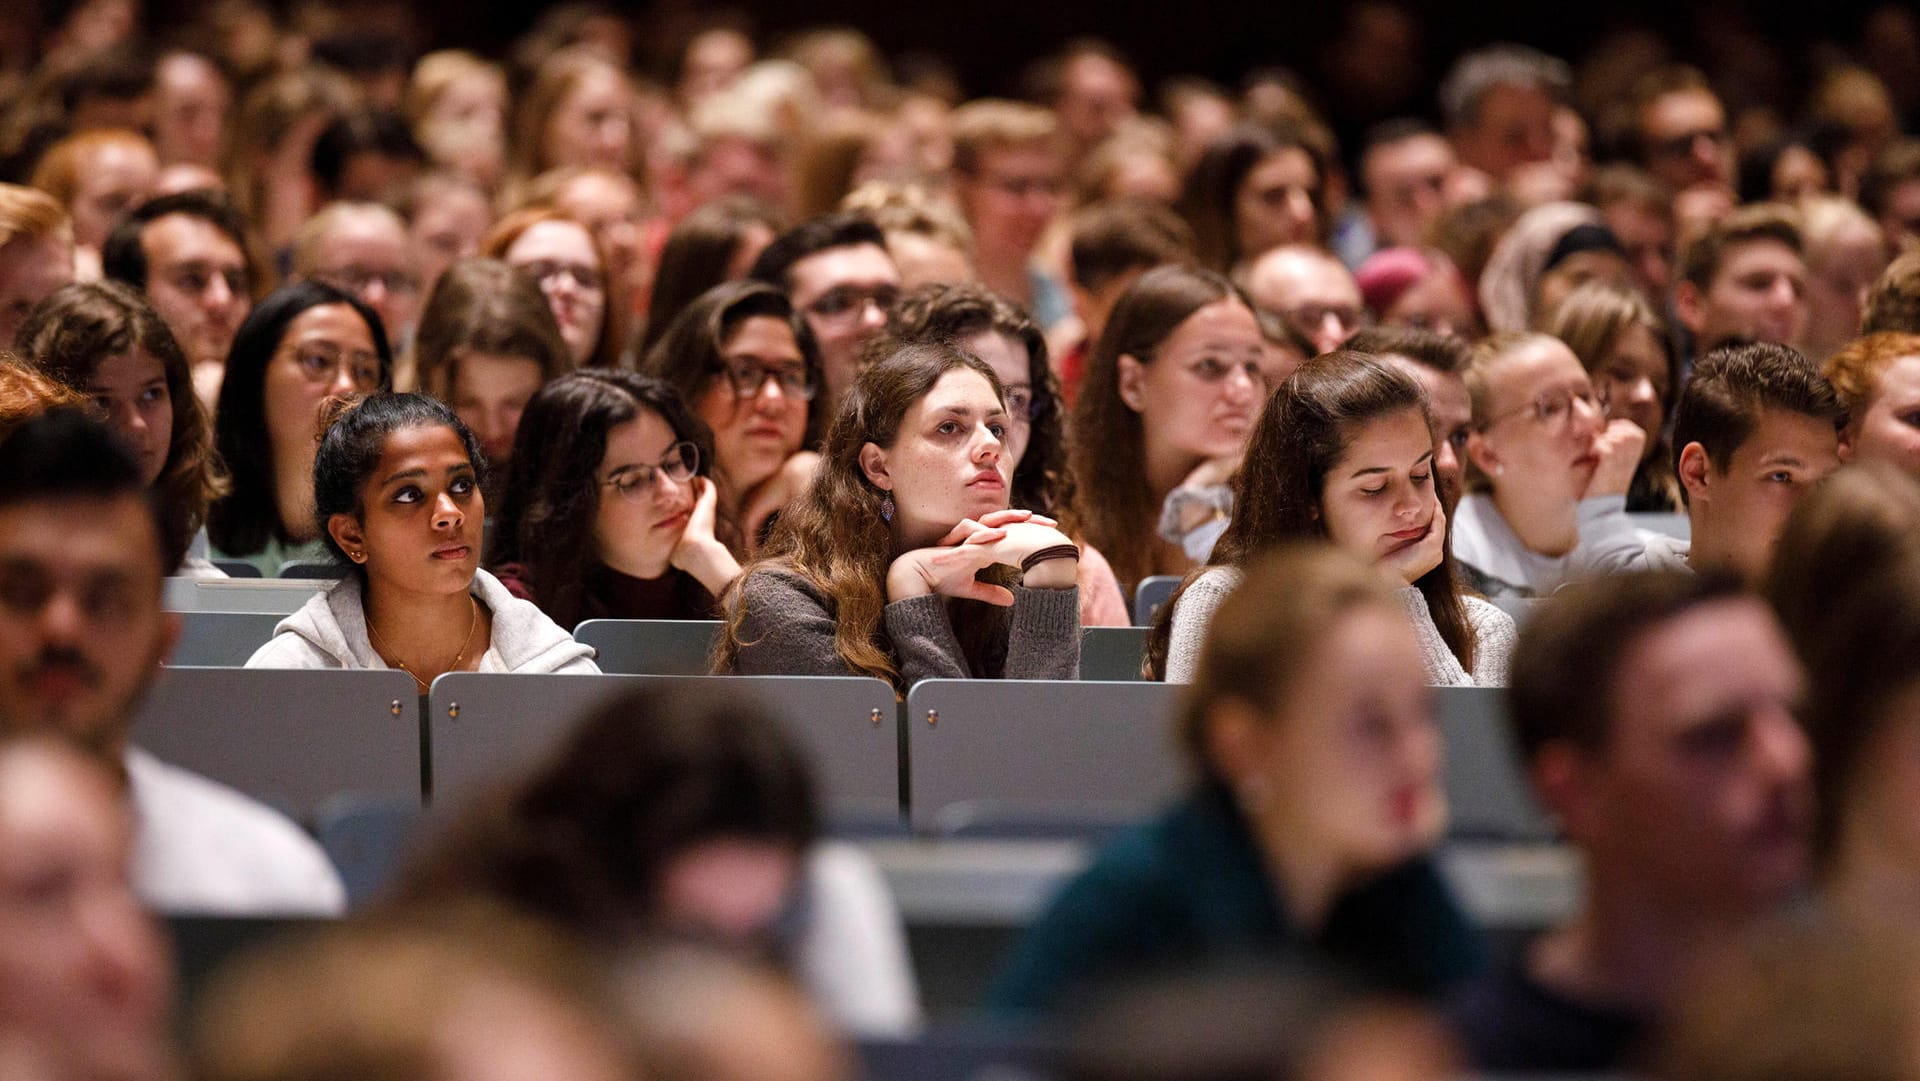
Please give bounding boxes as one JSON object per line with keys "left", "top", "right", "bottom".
{"left": 1020, "top": 543, "right": 1081, "bottom": 573}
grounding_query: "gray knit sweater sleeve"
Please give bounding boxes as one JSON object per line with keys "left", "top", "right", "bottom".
{"left": 730, "top": 567, "right": 861, "bottom": 676}
{"left": 730, "top": 565, "right": 1080, "bottom": 682}
{"left": 1464, "top": 596, "right": 1516, "bottom": 687}
{"left": 1164, "top": 567, "right": 1242, "bottom": 683}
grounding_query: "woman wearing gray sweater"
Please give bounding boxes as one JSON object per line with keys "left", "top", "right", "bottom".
{"left": 717, "top": 341, "right": 1081, "bottom": 688}
{"left": 1151, "top": 352, "right": 1513, "bottom": 686}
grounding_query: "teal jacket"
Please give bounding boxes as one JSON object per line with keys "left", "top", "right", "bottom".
{"left": 987, "top": 784, "right": 1486, "bottom": 1018}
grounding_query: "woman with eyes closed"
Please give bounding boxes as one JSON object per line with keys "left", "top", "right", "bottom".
{"left": 1153, "top": 353, "right": 1512, "bottom": 685}
{"left": 247, "top": 394, "right": 597, "bottom": 680}
{"left": 208, "top": 282, "right": 391, "bottom": 577}
{"left": 482, "top": 207, "right": 623, "bottom": 369}
{"left": 15, "top": 281, "right": 228, "bottom": 575}
{"left": 885, "top": 282, "right": 1130, "bottom": 627}
{"left": 488, "top": 371, "right": 742, "bottom": 628}
{"left": 1070, "top": 265, "right": 1277, "bottom": 598}
{"left": 1452, "top": 332, "right": 1654, "bottom": 598}
{"left": 643, "top": 280, "right": 824, "bottom": 548}
{"left": 718, "top": 341, "right": 1081, "bottom": 687}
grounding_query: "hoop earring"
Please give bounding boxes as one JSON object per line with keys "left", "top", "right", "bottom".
{"left": 880, "top": 495, "right": 895, "bottom": 522}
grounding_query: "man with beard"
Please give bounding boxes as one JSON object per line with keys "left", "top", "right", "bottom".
{"left": 0, "top": 412, "right": 343, "bottom": 915}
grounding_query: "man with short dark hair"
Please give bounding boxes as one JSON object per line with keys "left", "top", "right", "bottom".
{"left": 1450, "top": 570, "right": 1811, "bottom": 1071}
{"left": 750, "top": 211, "right": 900, "bottom": 410}
{"left": 1061, "top": 200, "right": 1195, "bottom": 400}
{"left": 1665, "top": 343, "right": 1844, "bottom": 580}
{"left": 1630, "top": 67, "right": 1733, "bottom": 194}
{"left": 1359, "top": 120, "right": 1458, "bottom": 254}
{"left": 1859, "top": 139, "right": 1920, "bottom": 254}
{"left": 1345, "top": 326, "right": 1472, "bottom": 514}
{"left": 1674, "top": 203, "right": 1809, "bottom": 356}
{"left": 102, "top": 190, "right": 255, "bottom": 402}
{"left": 0, "top": 412, "right": 344, "bottom": 914}
{"left": 1439, "top": 44, "right": 1568, "bottom": 188}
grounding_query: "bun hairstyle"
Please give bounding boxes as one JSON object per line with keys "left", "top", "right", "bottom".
{"left": 312, "top": 393, "right": 485, "bottom": 574}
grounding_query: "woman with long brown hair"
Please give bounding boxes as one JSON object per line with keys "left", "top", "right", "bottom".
{"left": 717, "top": 341, "right": 1081, "bottom": 687}
{"left": 16, "top": 281, "right": 228, "bottom": 574}
{"left": 1069, "top": 264, "right": 1273, "bottom": 597}
{"left": 1544, "top": 281, "right": 1681, "bottom": 512}
{"left": 1150, "top": 352, "right": 1512, "bottom": 685}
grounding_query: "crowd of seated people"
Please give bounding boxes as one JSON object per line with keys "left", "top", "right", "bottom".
{"left": 11, "top": 4, "right": 1920, "bottom": 1079}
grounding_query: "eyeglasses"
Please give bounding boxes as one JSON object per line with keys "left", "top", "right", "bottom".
{"left": 1481, "top": 385, "right": 1605, "bottom": 431}
{"left": 319, "top": 266, "right": 421, "bottom": 296}
{"left": 519, "top": 260, "right": 604, "bottom": 292}
{"left": 1649, "top": 128, "right": 1729, "bottom": 162}
{"left": 1279, "top": 303, "right": 1370, "bottom": 334}
{"left": 601, "top": 441, "right": 699, "bottom": 499}
{"left": 283, "top": 340, "right": 382, "bottom": 389}
{"left": 1003, "top": 385, "right": 1045, "bottom": 422}
{"left": 804, "top": 284, "right": 900, "bottom": 322}
{"left": 720, "top": 359, "right": 816, "bottom": 401}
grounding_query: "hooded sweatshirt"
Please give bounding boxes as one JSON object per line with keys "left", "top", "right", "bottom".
{"left": 245, "top": 567, "right": 600, "bottom": 674}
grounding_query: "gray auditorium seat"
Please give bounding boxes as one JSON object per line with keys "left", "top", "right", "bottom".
{"left": 170, "top": 611, "right": 285, "bottom": 666}
{"left": 572, "top": 619, "right": 721, "bottom": 675}
{"left": 904, "top": 679, "right": 1185, "bottom": 836}
{"left": 1436, "top": 685, "right": 1557, "bottom": 841}
{"left": 1131, "top": 575, "right": 1181, "bottom": 627}
{"left": 426, "top": 673, "right": 901, "bottom": 824}
{"left": 130, "top": 667, "right": 422, "bottom": 821}
{"left": 1080, "top": 626, "right": 1150, "bottom": 681}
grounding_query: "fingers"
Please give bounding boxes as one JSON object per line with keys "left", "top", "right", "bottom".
{"left": 975, "top": 508, "right": 1037, "bottom": 528}
{"left": 953, "top": 582, "right": 1017, "bottom": 607}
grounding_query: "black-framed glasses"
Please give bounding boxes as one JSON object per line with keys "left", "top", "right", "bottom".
{"left": 805, "top": 284, "right": 900, "bottom": 322}
{"left": 721, "top": 359, "right": 816, "bottom": 401}
{"left": 600, "top": 442, "right": 699, "bottom": 499}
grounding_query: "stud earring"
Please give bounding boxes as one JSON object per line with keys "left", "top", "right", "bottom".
{"left": 350, "top": 551, "right": 368, "bottom": 563}
{"left": 880, "top": 495, "right": 895, "bottom": 522}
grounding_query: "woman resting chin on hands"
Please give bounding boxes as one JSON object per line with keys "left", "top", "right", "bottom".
{"left": 720, "top": 342, "right": 1081, "bottom": 687}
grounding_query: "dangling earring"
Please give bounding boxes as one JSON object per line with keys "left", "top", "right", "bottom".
{"left": 880, "top": 495, "right": 895, "bottom": 522}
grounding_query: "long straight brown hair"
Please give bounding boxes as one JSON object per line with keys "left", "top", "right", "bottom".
{"left": 1147, "top": 352, "right": 1478, "bottom": 679}
{"left": 1070, "top": 264, "right": 1246, "bottom": 597}
{"left": 716, "top": 341, "right": 1010, "bottom": 686}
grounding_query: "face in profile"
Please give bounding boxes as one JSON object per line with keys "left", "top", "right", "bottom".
{"left": 593, "top": 407, "right": 698, "bottom": 580}
{"left": 861, "top": 368, "right": 1011, "bottom": 542}
{"left": 0, "top": 740, "right": 173, "bottom": 1081}
{"left": 1319, "top": 408, "right": 1445, "bottom": 586}
{"left": 327, "top": 424, "right": 482, "bottom": 599}
{"left": 1842, "top": 353, "right": 1920, "bottom": 476}
{"left": 1118, "top": 298, "right": 1268, "bottom": 469}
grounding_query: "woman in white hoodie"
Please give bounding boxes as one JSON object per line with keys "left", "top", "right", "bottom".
{"left": 247, "top": 393, "right": 598, "bottom": 680}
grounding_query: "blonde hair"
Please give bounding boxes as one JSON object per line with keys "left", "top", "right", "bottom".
{"left": 0, "top": 182, "right": 72, "bottom": 249}
{"left": 950, "top": 100, "right": 1062, "bottom": 176}
{"left": 405, "top": 50, "right": 505, "bottom": 130}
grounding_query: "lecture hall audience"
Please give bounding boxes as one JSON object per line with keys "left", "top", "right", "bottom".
{"left": 7, "top": 6, "right": 1920, "bottom": 1074}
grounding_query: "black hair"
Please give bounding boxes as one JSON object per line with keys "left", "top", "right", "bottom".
{"left": 747, "top": 211, "right": 887, "bottom": 294}
{"left": 101, "top": 189, "right": 253, "bottom": 291}
{"left": 207, "top": 282, "right": 393, "bottom": 557}
{"left": 313, "top": 393, "right": 485, "bottom": 573}
{"left": 0, "top": 411, "right": 163, "bottom": 565}
{"left": 310, "top": 108, "right": 426, "bottom": 198}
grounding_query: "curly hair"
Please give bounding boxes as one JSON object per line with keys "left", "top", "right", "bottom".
{"left": 717, "top": 341, "right": 1008, "bottom": 685}
{"left": 881, "top": 281, "right": 1072, "bottom": 527}
{"left": 14, "top": 281, "right": 228, "bottom": 571}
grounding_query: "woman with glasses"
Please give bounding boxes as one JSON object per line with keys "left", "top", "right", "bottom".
{"left": 886, "top": 283, "right": 1130, "bottom": 626}
{"left": 1544, "top": 281, "right": 1682, "bottom": 512}
{"left": 208, "top": 282, "right": 390, "bottom": 576}
{"left": 1070, "top": 265, "right": 1276, "bottom": 598}
{"left": 249, "top": 393, "right": 597, "bottom": 676}
{"left": 1453, "top": 332, "right": 1652, "bottom": 597}
{"left": 488, "top": 370, "right": 741, "bottom": 627}
{"left": 644, "top": 280, "right": 825, "bottom": 548}
{"left": 481, "top": 207, "right": 623, "bottom": 369}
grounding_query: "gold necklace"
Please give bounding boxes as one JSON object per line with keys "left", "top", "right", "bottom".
{"left": 367, "top": 595, "right": 480, "bottom": 693}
